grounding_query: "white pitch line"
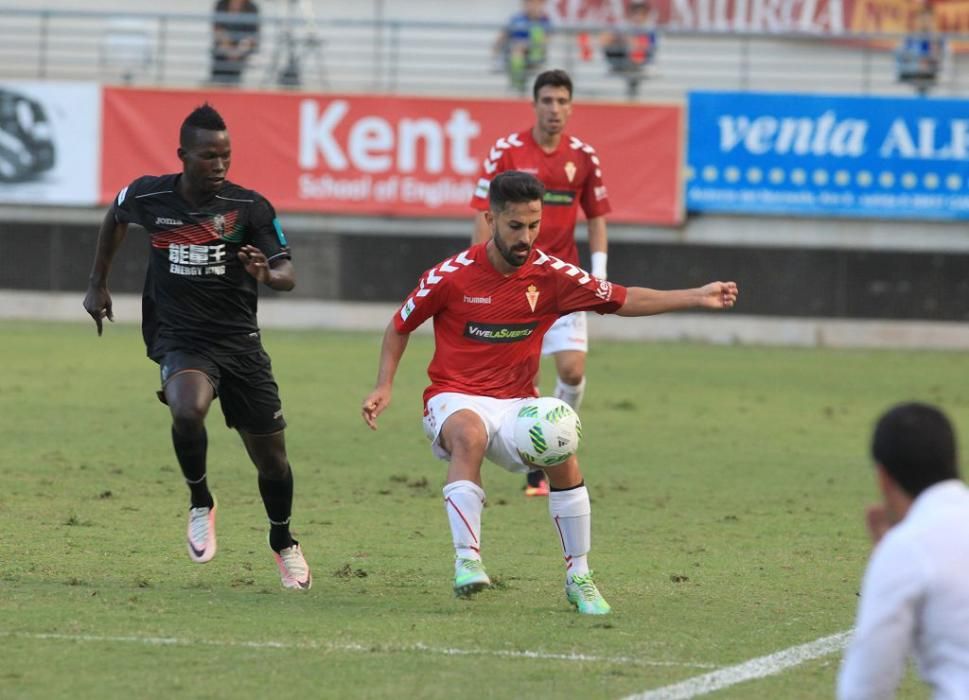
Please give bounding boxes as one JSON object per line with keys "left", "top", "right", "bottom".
{"left": 623, "top": 630, "right": 852, "bottom": 700}
{"left": 1, "top": 631, "right": 717, "bottom": 670}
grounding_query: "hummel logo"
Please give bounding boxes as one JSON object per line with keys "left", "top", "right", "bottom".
{"left": 463, "top": 295, "right": 492, "bottom": 304}
{"left": 156, "top": 217, "right": 184, "bottom": 226}
{"left": 481, "top": 133, "right": 524, "bottom": 177}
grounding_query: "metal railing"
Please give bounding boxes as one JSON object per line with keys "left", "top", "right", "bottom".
{"left": 0, "top": 6, "right": 966, "bottom": 100}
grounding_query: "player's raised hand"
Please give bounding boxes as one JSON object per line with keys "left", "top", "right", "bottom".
{"left": 82, "top": 286, "right": 114, "bottom": 336}
{"left": 698, "top": 281, "right": 738, "bottom": 310}
{"left": 239, "top": 245, "right": 271, "bottom": 284}
{"left": 362, "top": 387, "right": 392, "bottom": 431}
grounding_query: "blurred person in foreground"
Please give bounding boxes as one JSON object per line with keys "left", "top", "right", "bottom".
{"left": 471, "top": 69, "right": 610, "bottom": 498}
{"left": 210, "top": 0, "right": 260, "bottom": 86}
{"left": 82, "top": 103, "right": 311, "bottom": 590}
{"left": 494, "top": 0, "right": 552, "bottom": 93}
{"left": 838, "top": 402, "right": 969, "bottom": 698}
{"left": 362, "top": 170, "right": 738, "bottom": 613}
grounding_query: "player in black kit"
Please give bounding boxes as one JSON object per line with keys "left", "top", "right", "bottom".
{"left": 82, "top": 104, "right": 311, "bottom": 590}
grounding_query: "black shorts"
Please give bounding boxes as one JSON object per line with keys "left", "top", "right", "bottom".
{"left": 156, "top": 345, "right": 286, "bottom": 434}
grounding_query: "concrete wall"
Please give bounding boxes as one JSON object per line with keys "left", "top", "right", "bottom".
{"left": 4, "top": 213, "right": 968, "bottom": 322}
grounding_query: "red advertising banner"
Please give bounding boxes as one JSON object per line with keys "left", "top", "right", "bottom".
{"left": 653, "top": 0, "right": 847, "bottom": 32}
{"left": 101, "top": 87, "right": 683, "bottom": 225}
{"left": 645, "top": 0, "right": 968, "bottom": 41}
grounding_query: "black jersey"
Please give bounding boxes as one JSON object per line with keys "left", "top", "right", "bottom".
{"left": 111, "top": 174, "right": 291, "bottom": 358}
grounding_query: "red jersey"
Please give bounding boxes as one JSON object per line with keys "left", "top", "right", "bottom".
{"left": 393, "top": 243, "right": 628, "bottom": 405}
{"left": 470, "top": 129, "right": 612, "bottom": 266}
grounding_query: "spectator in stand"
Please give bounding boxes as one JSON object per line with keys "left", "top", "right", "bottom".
{"left": 211, "top": 0, "right": 261, "bottom": 86}
{"left": 495, "top": 0, "right": 552, "bottom": 94}
{"left": 895, "top": 2, "right": 944, "bottom": 95}
{"left": 599, "top": 0, "right": 657, "bottom": 98}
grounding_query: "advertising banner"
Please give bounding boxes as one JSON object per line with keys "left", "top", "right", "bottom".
{"left": 100, "top": 87, "right": 683, "bottom": 225}
{"left": 686, "top": 90, "right": 969, "bottom": 219}
{"left": 647, "top": 0, "right": 966, "bottom": 51}
{"left": 646, "top": 0, "right": 964, "bottom": 37}
{"left": 654, "top": 0, "right": 848, "bottom": 32}
{"left": 0, "top": 82, "right": 101, "bottom": 205}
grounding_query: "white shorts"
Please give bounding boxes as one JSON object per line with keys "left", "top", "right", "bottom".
{"left": 541, "top": 311, "right": 588, "bottom": 355}
{"left": 423, "top": 392, "right": 533, "bottom": 474}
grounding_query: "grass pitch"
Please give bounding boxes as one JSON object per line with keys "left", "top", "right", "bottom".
{"left": 1, "top": 320, "right": 955, "bottom": 698}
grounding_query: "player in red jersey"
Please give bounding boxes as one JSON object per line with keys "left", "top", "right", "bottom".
{"left": 363, "top": 171, "right": 738, "bottom": 614}
{"left": 471, "top": 69, "right": 610, "bottom": 497}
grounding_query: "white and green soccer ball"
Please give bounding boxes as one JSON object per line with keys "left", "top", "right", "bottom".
{"left": 514, "top": 397, "right": 582, "bottom": 467}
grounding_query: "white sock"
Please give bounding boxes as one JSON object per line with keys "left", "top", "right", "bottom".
{"left": 443, "top": 480, "right": 485, "bottom": 563}
{"left": 554, "top": 376, "right": 586, "bottom": 411}
{"left": 549, "top": 485, "right": 591, "bottom": 582}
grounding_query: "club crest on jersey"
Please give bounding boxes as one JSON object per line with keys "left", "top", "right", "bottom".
{"left": 212, "top": 214, "right": 226, "bottom": 236}
{"left": 564, "top": 161, "right": 576, "bottom": 183}
{"left": 525, "top": 284, "right": 540, "bottom": 312}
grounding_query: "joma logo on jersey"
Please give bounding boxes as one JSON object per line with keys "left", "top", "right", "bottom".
{"left": 464, "top": 321, "right": 538, "bottom": 343}
{"left": 155, "top": 217, "right": 184, "bottom": 226}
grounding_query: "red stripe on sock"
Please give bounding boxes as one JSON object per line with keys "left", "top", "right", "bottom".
{"left": 553, "top": 515, "right": 567, "bottom": 552}
{"left": 555, "top": 517, "right": 574, "bottom": 569}
{"left": 446, "top": 497, "right": 479, "bottom": 544}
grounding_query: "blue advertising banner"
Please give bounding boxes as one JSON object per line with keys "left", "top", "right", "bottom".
{"left": 686, "top": 91, "right": 969, "bottom": 220}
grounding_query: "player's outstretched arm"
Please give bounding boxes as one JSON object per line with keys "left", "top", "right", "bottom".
{"left": 615, "top": 281, "right": 738, "bottom": 317}
{"left": 361, "top": 321, "right": 411, "bottom": 431}
{"left": 587, "top": 216, "right": 608, "bottom": 279}
{"left": 82, "top": 210, "right": 128, "bottom": 336}
{"left": 239, "top": 245, "right": 295, "bottom": 291}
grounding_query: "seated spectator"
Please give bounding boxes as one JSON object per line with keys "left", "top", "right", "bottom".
{"left": 599, "top": 0, "right": 657, "bottom": 98}
{"left": 211, "top": 0, "right": 260, "bottom": 86}
{"left": 896, "top": 3, "right": 943, "bottom": 95}
{"left": 495, "top": 0, "right": 552, "bottom": 94}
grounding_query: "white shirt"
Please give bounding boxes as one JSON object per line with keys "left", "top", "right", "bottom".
{"left": 838, "top": 479, "right": 969, "bottom": 700}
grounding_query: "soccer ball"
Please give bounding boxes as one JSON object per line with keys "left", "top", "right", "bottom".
{"left": 514, "top": 397, "right": 582, "bottom": 467}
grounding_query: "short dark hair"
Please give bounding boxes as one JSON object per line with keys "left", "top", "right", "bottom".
{"left": 872, "top": 402, "right": 960, "bottom": 497}
{"left": 180, "top": 103, "right": 227, "bottom": 148}
{"left": 488, "top": 171, "right": 545, "bottom": 212}
{"left": 533, "top": 69, "right": 573, "bottom": 101}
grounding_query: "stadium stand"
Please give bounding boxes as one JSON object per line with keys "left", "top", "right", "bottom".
{"left": 1, "top": 2, "right": 968, "bottom": 99}
{"left": 3, "top": 0, "right": 969, "bottom": 348}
